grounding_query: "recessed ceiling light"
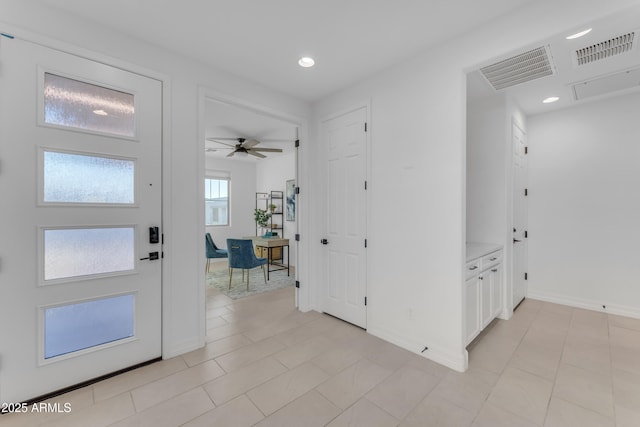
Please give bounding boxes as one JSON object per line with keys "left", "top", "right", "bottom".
{"left": 298, "top": 57, "right": 315, "bottom": 68}
{"left": 566, "top": 28, "right": 592, "bottom": 40}
{"left": 93, "top": 109, "right": 108, "bottom": 116}
{"left": 543, "top": 96, "right": 560, "bottom": 104}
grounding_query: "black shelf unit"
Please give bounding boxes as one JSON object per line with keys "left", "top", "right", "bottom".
{"left": 255, "top": 191, "right": 284, "bottom": 238}
{"left": 268, "top": 190, "right": 284, "bottom": 237}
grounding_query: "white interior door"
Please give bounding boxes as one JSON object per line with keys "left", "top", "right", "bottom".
{"left": 321, "top": 107, "right": 367, "bottom": 328}
{"left": 512, "top": 121, "right": 528, "bottom": 309}
{"left": 0, "top": 37, "right": 162, "bottom": 402}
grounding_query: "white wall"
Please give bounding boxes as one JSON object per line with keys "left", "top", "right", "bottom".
{"left": 256, "top": 152, "right": 297, "bottom": 266}
{"left": 311, "top": 0, "right": 635, "bottom": 370}
{"left": 466, "top": 84, "right": 507, "bottom": 244}
{"left": 205, "top": 157, "right": 257, "bottom": 251}
{"left": 0, "top": 0, "right": 309, "bottom": 360}
{"left": 528, "top": 92, "right": 640, "bottom": 317}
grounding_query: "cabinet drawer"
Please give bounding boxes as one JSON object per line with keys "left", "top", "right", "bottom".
{"left": 466, "top": 259, "right": 481, "bottom": 278}
{"left": 482, "top": 250, "right": 502, "bottom": 270}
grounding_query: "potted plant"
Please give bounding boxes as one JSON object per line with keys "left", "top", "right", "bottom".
{"left": 254, "top": 208, "right": 270, "bottom": 227}
{"left": 269, "top": 203, "right": 277, "bottom": 213}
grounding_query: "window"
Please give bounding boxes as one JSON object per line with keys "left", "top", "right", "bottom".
{"left": 43, "top": 226, "right": 135, "bottom": 282}
{"left": 42, "top": 150, "right": 135, "bottom": 205}
{"left": 43, "top": 294, "right": 135, "bottom": 360}
{"left": 205, "top": 177, "right": 229, "bottom": 226}
{"left": 43, "top": 73, "right": 135, "bottom": 137}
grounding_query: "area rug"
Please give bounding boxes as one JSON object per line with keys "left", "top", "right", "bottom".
{"left": 207, "top": 267, "right": 294, "bottom": 299}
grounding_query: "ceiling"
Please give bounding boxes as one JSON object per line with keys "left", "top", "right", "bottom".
{"left": 36, "top": 1, "right": 640, "bottom": 145}
{"left": 468, "top": 5, "right": 640, "bottom": 115}
{"left": 40, "top": 0, "right": 537, "bottom": 103}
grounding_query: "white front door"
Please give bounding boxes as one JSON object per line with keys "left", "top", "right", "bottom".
{"left": 512, "top": 121, "right": 528, "bottom": 309}
{"left": 0, "top": 37, "right": 162, "bottom": 402}
{"left": 321, "top": 107, "right": 367, "bottom": 328}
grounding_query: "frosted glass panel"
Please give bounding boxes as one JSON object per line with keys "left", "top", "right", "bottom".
{"left": 44, "top": 294, "right": 134, "bottom": 359}
{"left": 44, "top": 73, "right": 135, "bottom": 137}
{"left": 44, "top": 151, "right": 135, "bottom": 204}
{"left": 44, "top": 227, "right": 135, "bottom": 281}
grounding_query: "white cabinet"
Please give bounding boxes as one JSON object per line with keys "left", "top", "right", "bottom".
{"left": 465, "top": 245, "right": 503, "bottom": 346}
{"left": 489, "top": 263, "right": 503, "bottom": 319}
{"left": 465, "top": 276, "right": 480, "bottom": 345}
{"left": 480, "top": 272, "right": 492, "bottom": 328}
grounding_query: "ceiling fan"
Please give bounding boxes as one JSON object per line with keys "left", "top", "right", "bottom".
{"left": 206, "top": 137, "right": 284, "bottom": 158}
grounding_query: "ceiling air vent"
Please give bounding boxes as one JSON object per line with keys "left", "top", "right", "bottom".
{"left": 572, "top": 67, "right": 640, "bottom": 101}
{"left": 574, "top": 32, "right": 636, "bottom": 66}
{"left": 480, "top": 46, "right": 555, "bottom": 90}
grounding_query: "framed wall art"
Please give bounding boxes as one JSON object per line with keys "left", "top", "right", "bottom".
{"left": 285, "top": 179, "right": 295, "bottom": 221}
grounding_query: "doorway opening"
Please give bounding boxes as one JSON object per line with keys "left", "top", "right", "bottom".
{"left": 198, "top": 94, "right": 304, "bottom": 341}
{"left": 464, "top": 5, "right": 640, "bottom": 339}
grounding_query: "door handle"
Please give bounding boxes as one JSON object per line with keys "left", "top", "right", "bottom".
{"left": 140, "top": 251, "right": 159, "bottom": 261}
{"left": 321, "top": 239, "right": 329, "bottom": 245}
{"left": 513, "top": 239, "right": 521, "bottom": 243}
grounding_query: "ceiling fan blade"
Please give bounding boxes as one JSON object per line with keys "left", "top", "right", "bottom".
{"left": 204, "top": 146, "right": 235, "bottom": 150}
{"left": 243, "top": 139, "right": 260, "bottom": 148}
{"left": 207, "top": 138, "right": 238, "bottom": 148}
{"left": 226, "top": 151, "right": 235, "bottom": 157}
{"left": 254, "top": 138, "right": 293, "bottom": 143}
{"left": 251, "top": 147, "right": 283, "bottom": 152}
{"left": 247, "top": 150, "right": 266, "bottom": 158}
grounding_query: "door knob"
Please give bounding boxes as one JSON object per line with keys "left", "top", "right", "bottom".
{"left": 513, "top": 239, "right": 521, "bottom": 243}
{"left": 321, "top": 239, "right": 329, "bottom": 245}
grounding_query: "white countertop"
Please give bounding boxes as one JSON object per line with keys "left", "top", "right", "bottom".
{"left": 466, "top": 242, "right": 503, "bottom": 262}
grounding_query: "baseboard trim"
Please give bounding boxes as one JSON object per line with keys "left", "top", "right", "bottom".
{"left": 367, "top": 327, "right": 467, "bottom": 372}
{"left": 528, "top": 290, "right": 640, "bottom": 319}
{"left": 164, "top": 337, "right": 203, "bottom": 359}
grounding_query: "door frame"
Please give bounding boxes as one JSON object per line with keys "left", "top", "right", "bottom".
{"left": 0, "top": 23, "right": 174, "bottom": 360}
{"left": 196, "top": 88, "right": 309, "bottom": 343}
{"left": 316, "top": 100, "right": 371, "bottom": 324}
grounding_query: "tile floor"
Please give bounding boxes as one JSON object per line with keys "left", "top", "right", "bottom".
{"left": 3, "top": 275, "right": 640, "bottom": 426}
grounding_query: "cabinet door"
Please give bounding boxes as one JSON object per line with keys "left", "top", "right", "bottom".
{"left": 480, "top": 273, "right": 492, "bottom": 328}
{"left": 465, "top": 276, "right": 480, "bottom": 345}
{"left": 490, "top": 264, "right": 503, "bottom": 318}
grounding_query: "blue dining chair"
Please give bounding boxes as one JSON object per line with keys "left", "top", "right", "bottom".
{"left": 226, "top": 238, "right": 267, "bottom": 290}
{"left": 206, "top": 233, "right": 228, "bottom": 272}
